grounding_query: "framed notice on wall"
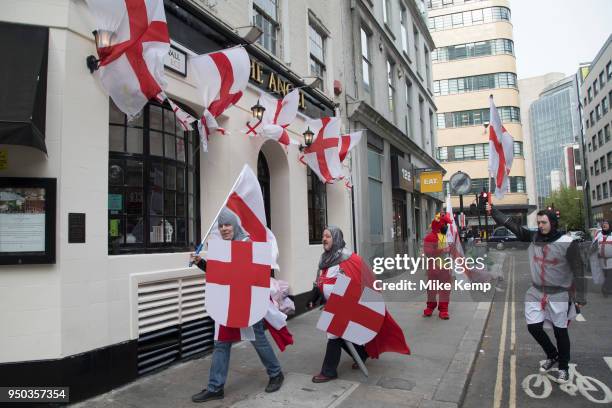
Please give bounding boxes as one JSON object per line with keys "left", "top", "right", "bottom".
{"left": 0, "top": 177, "right": 56, "bottom": 265}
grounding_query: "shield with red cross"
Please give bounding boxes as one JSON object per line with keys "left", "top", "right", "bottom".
{"left": 205, "top": 239, "right": 272, "bottom": 328}
{"left": 316, "top": 274, "right": 385, "bottom": 345}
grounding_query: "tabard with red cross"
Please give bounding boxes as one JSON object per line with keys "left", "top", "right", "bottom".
{"left": 205, "top": 239, "right": 272, "bottom": 328}
{"left": 316, "top": 274, "right": 385, "bottom": 345}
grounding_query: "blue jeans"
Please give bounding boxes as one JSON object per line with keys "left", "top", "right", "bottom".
{"left": 207, "top": 320, "right": 282, "bottom": 392}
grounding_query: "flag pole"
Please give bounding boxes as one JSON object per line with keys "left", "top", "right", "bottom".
{"left": 189, "top": 165, "right": 248, "bottom": 266}
{"left": 344, "top": 340, "right": 368, "bottom": 377}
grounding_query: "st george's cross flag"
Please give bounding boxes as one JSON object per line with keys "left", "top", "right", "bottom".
{"left": 338, "top": 131, "right": 363, "bottom": 163}
{"left": 300, "top": 117, "right": 344, "bottom": 183}
{"left": 86, "top": 0, "right": 195, "bottom": 129}
{"left": 317, "top": 274, "right": 385, "bottom": 345}
{"left": 205, "top": 239, "right": 272, "bottom": 328}
{"left": 488, "top": 95, "right": 514, "bottom": 199}
{"left": 247, "top": 89, "right": 300, "bottom": 147}
{"left": 190, "top": 47, "right": 250, "bottom": 151}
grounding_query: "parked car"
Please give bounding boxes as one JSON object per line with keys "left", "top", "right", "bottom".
{"left": 487, "top": 226, "right": 519, "bottom": 249}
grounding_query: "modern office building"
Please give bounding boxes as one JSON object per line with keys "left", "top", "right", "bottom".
{"left": 336, "top": 0, "right": 443, "bottom": 263}
{"left": 529, "top": 75, "right": 582, "bottom": 208}
{"left": 427, "top": 0, "right": 531, "bottom": 231}
{"left": 580, "top": 34, "right": 612, "bottom": 224}
{"left": 518, "top": 72, "right": 565, "bottom": 226}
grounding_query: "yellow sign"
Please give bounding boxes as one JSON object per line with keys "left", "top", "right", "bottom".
{"left": 0, "top": 150, "right": 7, "bottom": 170}
{"left": 420, "top": 171, "right": 443, "bottom": 193}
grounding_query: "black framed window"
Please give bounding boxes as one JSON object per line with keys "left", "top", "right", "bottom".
{"left": 307, "top": 167, "right": 327, "bottom": 244}
{"left": 309, "top": 23, "right": 326, "bottom": 91}
{"left": 437, "top": 106, "right": 520, "bottom": 128}
{"left": 108, "top": 100, "right": 199, "bottom": 254}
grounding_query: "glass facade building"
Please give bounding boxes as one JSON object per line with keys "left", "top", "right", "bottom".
{"left": 530, "top": 76, "right": 581, "bottom": 208}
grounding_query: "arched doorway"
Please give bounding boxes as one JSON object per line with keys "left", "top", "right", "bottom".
{"left": 257, "top": 151, "right": 271, "bottom": 228}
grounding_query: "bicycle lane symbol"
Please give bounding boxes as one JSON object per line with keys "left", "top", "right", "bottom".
{"left": 522, "top": 360, "right": 612, "bottom": 404}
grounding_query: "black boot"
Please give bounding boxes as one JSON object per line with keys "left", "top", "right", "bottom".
{"left": 265, "top": 372, "right": 284, "bottom": 393}
{"left": 191, "top": 389, "right": 224, "bottom": 403}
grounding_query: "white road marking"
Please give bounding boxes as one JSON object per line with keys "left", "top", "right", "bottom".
{"left": 510, "top": 256, "right": 517, "bottom": 408}
{"left": 605, "top": 357, "right": 612, "bottom": 373}
{"left": 494, "top": 255, "right": 512, "bottom": 408}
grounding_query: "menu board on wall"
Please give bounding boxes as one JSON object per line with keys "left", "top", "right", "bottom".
{"left": 0, "top": 178, "right": 56, "bottom": 265}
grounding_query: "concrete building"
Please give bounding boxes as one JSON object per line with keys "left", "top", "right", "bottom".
{"left": 0, "top": 0, "right": 356, "bottom": 402}
{"left": 427, "top": 0, "right": 530, "bottom": 232}
{"left": 518, "top": 72, "right": 565, "bottom": 227}
{"left": 336, "top": 0, "right": 443, "bottom": 263}
{"left": 580, "top": 34, "right": 612, "bottom": 225}
{"left": 529, "top": 75, "right": 582, "bottom": 209}
{"left": 559, "top": 144, "right": 583, "bottom": 190}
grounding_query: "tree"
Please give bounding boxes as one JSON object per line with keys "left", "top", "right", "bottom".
{"left": 545, "top": 187, "right": 584, "bottom": 231}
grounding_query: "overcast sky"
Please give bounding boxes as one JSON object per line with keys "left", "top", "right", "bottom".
{"left": 511, "top": 0, "right": 612, "bottom": 79}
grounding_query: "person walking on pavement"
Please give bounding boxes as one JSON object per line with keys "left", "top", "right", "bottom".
{"left": 590, "top": 220, "right": 612, "bottom": 297}
{"left": 487, "top": 202, "right": 586, "bottom": 383}
{"left": 423, "top": 213, "right": 453, "bottom": 319}
{"left": 190, "top": 209, "right": 284, "bottom": 403}
{"left": 308, "top": 226, "right": 410, "bottom": 382}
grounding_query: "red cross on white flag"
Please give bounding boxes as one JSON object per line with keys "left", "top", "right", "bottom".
{"left": 300, "top": 117, "right": 344, "bottom": 183}
{"left": 316, "top": 274, "right": 385, "bottom": 345}
{"left": 247, "top": 89, "right": 299, "bottom": 147}
{"left": 205, "top": 239, "right": 272, "bottom": 328}
{"left": 488, "top": 95, "right": 514, "bottom": 199}
{"left": 338, "top": 131, "right": 363, "bottom": 163}
{"left": 87, "top": 0, "right": 169, "bottom": 119}
{"left": 190, "top": 47, "right": 250, "bottom": 151}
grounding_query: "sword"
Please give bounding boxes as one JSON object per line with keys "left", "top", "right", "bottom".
{"left": 344, "top": 340, "right": 368, "bottom": 377}
{"left": 189, "top": 241, "right": 204, "bottom": 268}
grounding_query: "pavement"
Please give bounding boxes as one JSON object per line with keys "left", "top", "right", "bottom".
{"left": 72, "top": 251, "right": 506, "bottom": 408}
{"left": 463, "top": 249, "right": 612, "bottom": 408}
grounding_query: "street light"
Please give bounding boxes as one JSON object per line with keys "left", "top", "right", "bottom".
{"left": 250, "top": 99, "right": 266, "bottom": 121}
{"left": 299, "top": 127, "right": 315, "bottom": 151}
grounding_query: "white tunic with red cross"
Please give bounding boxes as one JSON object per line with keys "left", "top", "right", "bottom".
{"left": 525, "top": 235, "right": 577, "bottom": 328}
{"left": 595, "top": 232, "right": 612, "bottom": 269}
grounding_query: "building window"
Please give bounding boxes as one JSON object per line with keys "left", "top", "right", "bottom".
{"left": 593, "top": 80, "right": 599, "bottom": 96}
{"left": 598, "top": 129, "right": 604, "bottom": 146}
{"left": 424, "top": 47, "right": 431, "bottom": 85}
{"left": 597, "top": 185, "right": 602, "bottom": 200}
{"left": 428, "top": 6, "right": 511, "bottom": 32}
{"left": 414, "top": 25, "right": 421, "bottom": 75}
{"left": 108, "top": 101, "right": 199, "bottom": 254}
{"left": 437, "top": 146, "right": 448, "bottom": 160}
{"left": 596, "top": 104, "right": 602, "bottom": 121}
{"left": 368, "top": 147, "right": 383, "bottom": 236}
{"left": 604, "top": 182, "right": 609, "bottom": 199}
{"left": 307, "top": 167, "right": 327, "bottom": 244}
{"left": 432, "top": 38, "right": 514, "bottom": 62}
{"left": 607, "top": 61, "right": 612, "bottom": 80}
{"left": 592, "top": 189, "right": 596, "bottom": 200}
{"left": 383, "top": 0, "right": 391, "bottom": 26}
{"left": 588, "top": 87, "right": 593, "bottom": 102}
{"left": 405, "top": 79, "right": 413, "bottom": 137}
{"left": 433, "top": 72, "right": 517, "bottom": 96}
{"left": 437, "top": 106, "right": 521, "bottom": 128}
{"left": 603, "top": 96, "right": 609, "bottom": 114}
{"left": 253, "top": 0, "right": 278, "bottom": 55}
{"left": 590, "top": 111, "right": 595, "bottom": 125}
{"left": 510, "top": 176, "right": 526, "bottom": 193}
{"left": 601, "top": 155, "right": 607, "bottom": 172}
{"left": 595, "top": 159, "right": 600, "bottom": 174}
{"left": 419, "top": 96, "right": 426, "bottom": 148}
{"left": 605, "top": 124, "right": 611, "bottom": 142}
{"left": 401, "top": 6, "right": 409, "bottom": 55}
{"left": 387, "top": 59, "right": 396, "bottom": 115}
{"left": 309, "top": 23, "right": 326, "bottom": 91}
{"left": 590, "top": 166, "right": 594, "bottom": 176}
{"left": 588, "top": 142, "right": 592, "bottom": 151}
{"left": 361, "top": 27, "right": 372, "bottom": 93}
{"left": 513, "top": 141, "right": 523, "bottom": 156}
{"left": 599, "top": 71, "right": 606, "bottom": 89}
{"left": 592, "top": 135, "right": 597, "bottom": 150}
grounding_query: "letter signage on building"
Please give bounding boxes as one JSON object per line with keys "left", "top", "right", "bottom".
{"left": 419, "top": 171, "right": 443, "bottom": 193}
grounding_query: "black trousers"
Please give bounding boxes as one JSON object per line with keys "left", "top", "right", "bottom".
{"left": 321, "top": 338, "right": 368, "bottom": 377}
{"left": 603, "top": 268, "right": 612, "bottom": 295}
{"left": 527, "top": 322, "right": 570, "bottom": 370}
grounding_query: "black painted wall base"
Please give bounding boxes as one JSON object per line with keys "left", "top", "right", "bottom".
{"left": 0, "top": 290, "right": 314, "bottom": 406}
{"left": 0, "top": 340, "right": 137, "bottom": 406}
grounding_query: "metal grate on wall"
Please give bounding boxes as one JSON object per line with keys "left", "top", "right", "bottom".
{"left": 136, "top": 275, "right": 215, "bottom": 375}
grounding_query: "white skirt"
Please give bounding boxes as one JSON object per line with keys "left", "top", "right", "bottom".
{"left": 524, "top": 286, "right": 577, "bottom": 329}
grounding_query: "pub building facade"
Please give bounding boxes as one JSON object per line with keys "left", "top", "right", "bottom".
{"left": 0, "top": 0, "right": 350, "bottom": 402}
{"left": 334, "top": 0, "right": 444, "bottom": 265}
